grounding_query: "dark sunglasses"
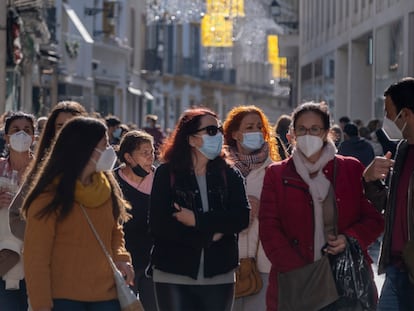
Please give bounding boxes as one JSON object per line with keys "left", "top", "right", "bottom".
{"left": 194, "top": 125, "right": 223, "bottom": 136}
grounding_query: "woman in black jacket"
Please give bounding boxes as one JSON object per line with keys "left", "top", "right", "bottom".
{"left": 149, "top": 108, "right": 250, "bottom": 311}
{"left": 115, "top": 130, "right": 157, "bottom": 311}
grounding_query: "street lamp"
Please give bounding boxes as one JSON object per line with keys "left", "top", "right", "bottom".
{"left": 270, "top": 0, "right": 298, "bottom": 29}
{"left": 270, "top": 0, "right": 281, "bottom": 18}
{"left": 84, "top": 2, "right": 119, "bottom": 37}
{"left": 84, "top": 7, "right": 115, "bottom": 26}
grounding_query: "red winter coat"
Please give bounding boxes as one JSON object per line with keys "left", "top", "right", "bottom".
{"left": 259, "top": 155, "right": 384, "bottom": 311}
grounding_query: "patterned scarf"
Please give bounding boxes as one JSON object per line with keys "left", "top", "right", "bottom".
{"left": 227, "top": 142, "right": 270, "bottom": 177}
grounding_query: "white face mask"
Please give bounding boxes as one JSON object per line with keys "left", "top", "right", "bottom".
{"left": 296, "top": 135, "right": 324, "bottom": 158}
{"left": 382, "top": 110, "right": 406, "bottom": 141}
{"left": 9, "top": 130, "right": 32, "bottom": 152}
{"left": 241, "top": 132, "right": 265, "bottom": 151}
{"left": 94, "top": 146, "right": 117, "bottom": 171}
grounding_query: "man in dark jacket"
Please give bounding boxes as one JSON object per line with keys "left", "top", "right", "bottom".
{"left": 338, "top": 123, "right": 375, "bottom": 167}
{"left": 363, "top": 77, "right": 414, "bottom": 310}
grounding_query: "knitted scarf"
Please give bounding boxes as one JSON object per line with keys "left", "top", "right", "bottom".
{"left": 74, "top": 172, "right": 111, "bottom": 208}
{"left": 292, "top": 141, "right": 337, "bottom": 260}
{"left": 227, "top": 142, "right": 269, "bottom": 177}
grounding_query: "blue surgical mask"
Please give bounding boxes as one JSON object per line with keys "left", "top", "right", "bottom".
{"left": 197, "top": 133, "right": 223, "bottom": 160}
{"left": 241, "top": 132, "right": 264, "bottom": 151}
{"left": 112, "top": 128, "right": 122, "bottom": 139}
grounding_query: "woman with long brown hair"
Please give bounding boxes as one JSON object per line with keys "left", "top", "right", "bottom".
{"left": 22, "top": 117, "right": 133, "bottom": 311}
{"left": 149, "top": 107, "right": 250, "bottom": 311}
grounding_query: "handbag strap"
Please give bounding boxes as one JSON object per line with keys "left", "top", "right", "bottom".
{"left": 79, "top": 204, "right": 118, "bottom": 273}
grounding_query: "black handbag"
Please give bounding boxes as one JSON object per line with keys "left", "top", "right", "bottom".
{"left": 324, "top": 236, "right": 377, "bottom": 311}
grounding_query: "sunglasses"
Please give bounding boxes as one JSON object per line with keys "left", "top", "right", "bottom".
{"left": 194, "top": 125, "right": 223, "bottom": 136}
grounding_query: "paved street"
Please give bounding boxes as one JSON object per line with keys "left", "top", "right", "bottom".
{"left": 368, "top": 237, "right": 385, "bottom": 294}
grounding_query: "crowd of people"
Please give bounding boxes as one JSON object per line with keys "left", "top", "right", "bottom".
{"left": 0, "top": 77, "right": 413, "bottom": 311}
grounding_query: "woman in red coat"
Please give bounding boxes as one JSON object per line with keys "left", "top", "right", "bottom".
{"left": 259, "top": 102, "right": 384, "bottom": 311}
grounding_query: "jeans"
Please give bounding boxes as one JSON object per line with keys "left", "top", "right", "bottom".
{"left": 53, "top": 299, "right": 120, "bottom": 311}
{"left": 154, "top": 282, "right": 234, "bottom": 311}
{"left": 377, "top": 265, "right": 414, "bottom": 311}
{"left": 0, "top": 279, "right": 28, "bottom": 311}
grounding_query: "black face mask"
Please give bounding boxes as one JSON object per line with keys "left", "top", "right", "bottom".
{"left": 131, "top": 164, "right": 149, "bottom": 178}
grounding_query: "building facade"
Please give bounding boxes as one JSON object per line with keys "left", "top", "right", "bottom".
{"left": 2, "top": 0, "right": 292, "bottom": 129}
{"left": 297, "top": 0, "right": 414, "bottom": 123}
{"left": 143, "top": 0, "right": 292, "bottom": 129}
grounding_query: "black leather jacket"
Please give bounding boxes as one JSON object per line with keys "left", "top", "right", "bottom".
{"left": 364, "top": 140, "right": 414, "bottom": 274}
{"left": 149, "top": 159, "right": 250, "bottom": 279}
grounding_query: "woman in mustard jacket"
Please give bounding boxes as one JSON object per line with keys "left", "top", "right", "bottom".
{"left": 22, "top": 117, "right": 134, "bottom": 311}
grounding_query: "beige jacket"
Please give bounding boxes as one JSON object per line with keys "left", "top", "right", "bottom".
{"left": 238, "top": 157, "right": 273, "bottom": 273}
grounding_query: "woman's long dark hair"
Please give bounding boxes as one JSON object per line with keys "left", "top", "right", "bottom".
{"left": 33, "top": 101, "right": 87, "bottom": 168}
{"left": 159, "top": 107, "right": 222, "bottom": 172}
{"left": 22, "top": 117, "right": 129, "bottom": 222}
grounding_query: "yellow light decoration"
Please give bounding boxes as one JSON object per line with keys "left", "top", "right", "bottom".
{"left": 272, "top": 58, "right": 288, "bottom": 79}
{"left": 267, "top": 35, "right": 279, "bottom": 63}
{"left": 201, "top": 14, "right": 233, "bottom": 47}
{"left": 205, "top": 0, "right": 245, "bottom": 17}
{"left": 268, "top": 35, "right": 288, "bottom": 78}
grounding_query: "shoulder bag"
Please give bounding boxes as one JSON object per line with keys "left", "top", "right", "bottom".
{"left": 80, "top": 205, "right": 143, "bottom": 311}
{"left": 235, "top": 257, "right": 262, "bottom": 298}
{"left": 277, "top": 158, "right": 340, "bottom": 311}
{"left": 235, "top": 208, "right": 262, "bottom": 298}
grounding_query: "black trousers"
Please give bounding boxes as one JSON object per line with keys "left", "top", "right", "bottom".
{"left": 154, "top": 282, "right": 234, "bottom": 311}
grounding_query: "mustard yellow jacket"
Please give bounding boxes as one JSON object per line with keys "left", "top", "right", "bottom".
{"left": 24, "top": 191, "right": 131, "bottom": 310}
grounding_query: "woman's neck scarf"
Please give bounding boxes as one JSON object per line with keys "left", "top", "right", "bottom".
{"left": 75, "top": 172, "right": 111, "bottom": 208}
{"left": 227, "top": 142, "right": 270, "bottom": 177}
{"left": 292, "top": 140, "right": 337, "bottom": 260}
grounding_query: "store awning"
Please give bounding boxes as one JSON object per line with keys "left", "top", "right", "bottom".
{"left": 63, "top": 3, "right": 93, "bottom": 44}
{"left": 144, "top": 91, "right": 154, "bottom": 101}
{"left": 128, "top": 86, "right": 142, "bottom": 96}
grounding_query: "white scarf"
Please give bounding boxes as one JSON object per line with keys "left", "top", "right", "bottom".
{"left": 292, "top": 140, "right": 337, "bottom": 260}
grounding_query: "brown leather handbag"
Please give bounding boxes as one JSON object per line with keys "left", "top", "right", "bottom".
{"left": 235, "top": 257, "right": 263, "bottom": 298}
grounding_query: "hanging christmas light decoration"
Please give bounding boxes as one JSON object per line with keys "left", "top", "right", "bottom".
{"left": 146, "top": 0, "right": 206, "bottom": 24}
{"left": 146, "top": 0, "right": 281, "bottom": 70}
